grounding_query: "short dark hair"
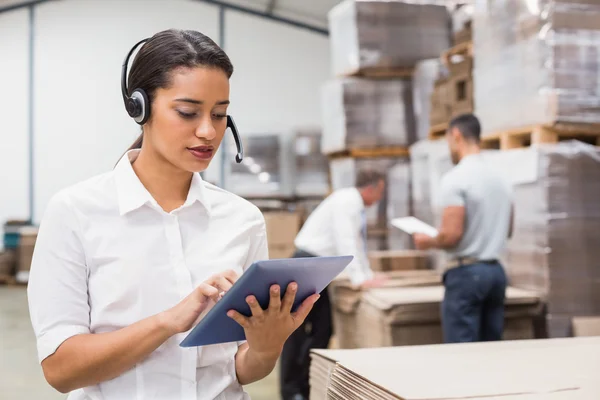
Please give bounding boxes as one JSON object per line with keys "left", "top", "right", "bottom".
{"left": 356, "top": 169, "right": 385, "bottom": 188}
{"left": 448, "top": 113, "right": 481, "bottom": 142}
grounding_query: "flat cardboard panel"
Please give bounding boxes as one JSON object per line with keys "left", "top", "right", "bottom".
{"left": 311, "top": 337, "right": 600, "bottom": 399}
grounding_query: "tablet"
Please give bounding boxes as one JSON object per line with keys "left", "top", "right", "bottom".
{"left": 179, "top": 255, "right": 353, "bottom": 347}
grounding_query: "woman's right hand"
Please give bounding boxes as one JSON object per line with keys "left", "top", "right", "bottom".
{"left": 160, "top": 269, "right": 239, "bottom": 335}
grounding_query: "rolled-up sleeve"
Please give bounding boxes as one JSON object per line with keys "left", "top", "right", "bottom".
{"left": 27, "top": 191, "right": 90, "bottom": 364}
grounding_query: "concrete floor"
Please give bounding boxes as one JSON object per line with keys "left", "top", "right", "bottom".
{"left": 0, "top": 286, "right": 279, "bottom": 399}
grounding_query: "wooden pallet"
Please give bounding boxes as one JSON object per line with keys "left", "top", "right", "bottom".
{"left": 428, "top": 122, "right": 449, "bottom": 140}
{"left": 441, "top": 41, "right": 473, "bottom": 65}
{"left": 480, "top": 123, "right": 600, "bottom": 150}
{"left": 341, "top": 66, "right": 414, "bottom": 79}
{"left": 327, "top": 146, "right": 409, "bottom": 159}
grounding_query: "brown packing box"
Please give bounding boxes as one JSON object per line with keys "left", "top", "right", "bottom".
{"left": 453, "top": 26, "right": 472, "bottom": 46}
{"left": 572, "top": 316, "right": 600, "bottom": 337}
{"left": 430, "top": 79, "right": 452, "bottom": 125}
{"left": 354, "top": 286, "right": 542, "bottom": 348}
{"left": 448, "top": 73, "right": 473, "bottom": 116}
{"left": 368, "top": 250, "right": 429, "bottom": 272}
{"left": 310, "top": 337, "right": 600, "bottom": 400}
{"left": 17, "top": 229, "right": 37, "bottom": 274}
{"left": 447, "top": 55, "right": 472, "bottom": 77}
{"left": 329, "top": 271, "right": 441, "bottom": 349}
{"left": 262, "top": 211, "right": 300, "bottom": 247}
{"left": 0, "top": 250, "right": 17, "bottom": 276}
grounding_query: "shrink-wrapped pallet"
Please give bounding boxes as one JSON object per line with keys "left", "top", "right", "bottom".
{"left": 328, "top": 0, "right": 451, "bottom": 76}
{"left": 493, "top": 141, "right": 600, "bottom": 337}
{"left": 321, "top": 78, "right": 416, "bottom": 154}
{"left": 474, "top": 0, "right": 600, "bottom": 135}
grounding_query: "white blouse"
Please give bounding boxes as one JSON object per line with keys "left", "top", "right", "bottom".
{"left": 27, "top": 150, "right": 268, "bottom": 400}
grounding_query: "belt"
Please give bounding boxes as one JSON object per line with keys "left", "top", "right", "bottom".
{"left": 446, "top": 257, "right": 498, "bottom": 270}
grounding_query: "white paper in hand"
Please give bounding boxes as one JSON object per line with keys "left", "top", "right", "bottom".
{"left": 391, "top": 217, "right": 439, "bottom": 237}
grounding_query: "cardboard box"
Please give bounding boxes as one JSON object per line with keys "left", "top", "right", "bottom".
{"left": 447, "top": 55, "right": 472, "bottom": 77}
{"left": 16, "top": 227, "right": 38, "bottom": 284}
{"left": 0, "top": 250, "right": 16, "bottom": 276}
{"left": 453, "top": 27, "right": 472, "bottom": 46}
{"left": 368, "top": 250, "right": 429, "bottom": 272}
{"left": 263, "top": 211, "right": 301, "bottom": 247}
{"left": 448, "top": 73, "right": 473, "bottom": 116}
{"left": 430, "top": 79, "right": 452, "bottom": 125}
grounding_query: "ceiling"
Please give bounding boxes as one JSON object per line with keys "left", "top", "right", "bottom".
{"left": 1, "top": 0, "right": 468, "bottom": 32}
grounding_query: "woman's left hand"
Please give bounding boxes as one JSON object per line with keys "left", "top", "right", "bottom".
{"left": 227, "top": 282, "right": 319, "bottom": 358}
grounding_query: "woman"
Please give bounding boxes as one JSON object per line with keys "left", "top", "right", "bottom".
{"left": 27, "top": 29, "right": 318, "bottom": 399}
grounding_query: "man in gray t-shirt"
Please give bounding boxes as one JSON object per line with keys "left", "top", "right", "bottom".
{"left": 414, "top": 113, "right": 513, "bottom": 343}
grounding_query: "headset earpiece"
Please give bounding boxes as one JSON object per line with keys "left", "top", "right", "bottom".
{"left": 122, "top": 38, "right": 150, "bottom": 125}
{"left": 127, "top": 89, "right": 150, "bottom": 125}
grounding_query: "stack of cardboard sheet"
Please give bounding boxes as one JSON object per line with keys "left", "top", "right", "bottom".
{"left": 329, "top": 270, "right": 442, "bottom": 349}
{"left": 329, "top": 157, "right": 411, "bottom": 251}
{"left": 321, "top": 78, "right": 416, "bottom": 154}
{"left": 310, "top": 337, "right": 600, "bottom": 399}
{"left": 474, "top": 0, "right": 600, "bottom": 134}
{"left": 354, "top": 285, "right": 541, "bottom": 348}
{"left": 328, "top": 0, "right": 451, "bottom": 76}
{"left": 368, "top": 250, "right": 429, "bottom": 272}
{"left": 496, "top": 142, "right": 600, "bottom": 337}
{"left": 263, "top": 211, "right": 301, "bottom": 259}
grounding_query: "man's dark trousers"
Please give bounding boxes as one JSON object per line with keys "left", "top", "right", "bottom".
{"left": 442, "top": 261, "right": 508, "bottom": 343}
{"left": 279, "top": 249, "right": 333, "bottom": 400}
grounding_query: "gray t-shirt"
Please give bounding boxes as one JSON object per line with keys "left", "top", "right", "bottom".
{"left": 440, "top": 153, "right": 513, "bottom": 260}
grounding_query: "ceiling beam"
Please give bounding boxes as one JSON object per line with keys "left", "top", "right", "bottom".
{"left": 266, "top": 0, "right": 277, "bottom": 14}
{"left": 199, "top": 0, "right": 328, "bottom": 36}
{"left": 0, "top": 0, "right": 54, "bottom": 14}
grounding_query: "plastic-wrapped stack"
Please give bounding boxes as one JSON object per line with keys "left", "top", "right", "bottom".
{"left": 413, "top": 59, "right": 444, "bottom": 140}
{"left": 474, "top": 0, "right": 600, "bottom": 135}
{"left": 328, "top": 0, "right": 451, "bottom": 76}
{"left": 320, "top": 78, "right": 416, "bottom": 154}
{"left": 409, "top": 139, "right": 452, "bottom": 227}
{"left": 498, "top": 141, "right": 600, "bottom": 337}
{"left": 292, "top": 129, "right": 329, "bottom": 197}
{"left": 385, "top": 162, "right": 412, "bottom": 250}
{"left": 329, "top": 157, "right": 411, "bottom": 250}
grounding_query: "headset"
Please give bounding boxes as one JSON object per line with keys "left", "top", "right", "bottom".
{"left": 121, "top": 38, "right": 244, "bottom": 163}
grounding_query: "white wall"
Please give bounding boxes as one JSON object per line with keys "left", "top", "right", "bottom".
{"left": 5, "top": 0, "right": 330, "bottom": 222}
{"left": 33, "top": 0, "right": 220, "bottom": 222}
{"left": 204, "top": 8, "right": 331, "bottom": 184}
{"left": 0, "top": 8, "right": 30, "bottom": 242}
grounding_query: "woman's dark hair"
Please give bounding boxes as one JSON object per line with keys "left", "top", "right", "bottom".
{"left": 125, "top": 29, "right": 234, "bottom": 151}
